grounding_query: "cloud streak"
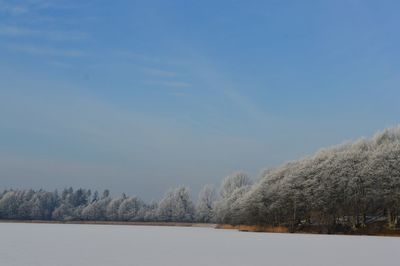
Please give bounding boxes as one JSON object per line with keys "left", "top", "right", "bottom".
{"left": 0, "top": 0, "right": 77, "bottom": 15}
{"left": 0, "top": 1, "right": 28, "bottom": 15}
{"left": 0, "top": 2, "right": 89, "bottom": 62}
{"left": 141, "top": 67, "right": 178, "bottom": 78}
{"left": 144, "top": 80, "right": 191, "bottom": 89}
{"left": 0, "top": 25, "right": 88, "bottom": 41}
{"left": 3, "top": 43, "right": 84, "bottom": 57}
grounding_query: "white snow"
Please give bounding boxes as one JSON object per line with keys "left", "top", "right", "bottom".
{"left": 0, "top": 222, "right": 398, "bottom": 266}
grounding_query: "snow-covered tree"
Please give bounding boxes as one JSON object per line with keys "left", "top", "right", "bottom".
{"left": 106, "top": 197, "right": 124, "bottom": 220}
{"left": 196, "top": 185, "right": 216, "bottom": 223}
{"left": 213, "top": 172, "right": 252, "bottom": 224}
{"left": 2, "top": 126, "right": 400, "bottom": 231}
{"left": 118, "top": 196, "right": 144, "bottom": 221}
{"left": 157, "top": 186, "right": 195, "bottom": 222}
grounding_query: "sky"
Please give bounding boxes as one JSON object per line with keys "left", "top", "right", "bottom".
{"left": 0, "top": 0, "right": 399, "bottom": 199}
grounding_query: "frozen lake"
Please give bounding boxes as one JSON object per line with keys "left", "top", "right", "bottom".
{"left": 0, "top": 222, "right": 398, "bottom": 266}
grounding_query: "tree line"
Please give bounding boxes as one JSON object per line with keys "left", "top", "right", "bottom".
{"left": 1, "top": 126, "right": 400, "bottom": 231}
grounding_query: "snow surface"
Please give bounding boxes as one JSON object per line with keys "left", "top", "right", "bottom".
{"left": 0, "top": 222, "right": 398, "bottom": 266}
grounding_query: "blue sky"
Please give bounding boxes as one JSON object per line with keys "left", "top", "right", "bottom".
{"left": 1, "top": 0, "right": 399, "bottom": 199}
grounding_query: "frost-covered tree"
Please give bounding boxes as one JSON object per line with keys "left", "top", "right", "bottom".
{"left": 157, "top": 186, "right": 195, "bottom": 222}
{"left": 213, "top": 172, "right": 252, "bottom": 224}
{"left": 118, "top": 196, "right": 144, "bottom": 221}
{"left": 219, "top": 172, "right": 252, "bottom": 199}
{"left": 141, "top": 200, "right": 158, "bottom": 221}
{"left": 196, "top": 185, "right": 216, "bottom": 223}
{"left": 106, "top": 197, "right": 124, "bottom": 221}
{"left": 0, "top": 191, "right": 22, "bottom": 219}
{"left": 2, "top": 126, "right": 400, "bottom": 231}
{"left": 52, "top": 203, "right": 75, "bottom": 221}
{"left": 81, "top": 196, "right": 111, "bottom": 221}
{"left": 234, "top": 126, "right": 400, "bottom": 230}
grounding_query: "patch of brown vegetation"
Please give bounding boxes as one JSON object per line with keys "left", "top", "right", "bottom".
{"left": 215, "top": 224, "right": 237, "bottom": 230}
{"left": 238, "top": 225, "right": 289, "bottom": 233}
{"left": 215, "top": 224, "right": 289, "bottom": 233}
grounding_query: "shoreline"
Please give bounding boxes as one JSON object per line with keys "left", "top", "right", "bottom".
{"left": 0, "top": 219, "right": 216, "bottom": 228}
{"left": 1, "top": 219, "right": 400, "bottom": 237}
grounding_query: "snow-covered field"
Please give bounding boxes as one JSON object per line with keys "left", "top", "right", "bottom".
{"left": 0, "top": 222, "right": 398, "bottom": 266}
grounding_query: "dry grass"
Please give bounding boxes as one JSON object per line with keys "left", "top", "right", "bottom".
{"left": 215, "top": 224, "right": 289, "bottom": 233}
{"left": 239, "top": 225, "right": 289, "bottom": 233}
{"left": 215, "top": 224, "right": 237, "bottom": 230}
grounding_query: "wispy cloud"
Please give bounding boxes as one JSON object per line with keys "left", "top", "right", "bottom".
{"left": 176, "top": 52, "right": 266, "bottom": 121}
{"left": 0, "top": 25, "right": 88, "bottom": 41}
{"left": 4, "top": 43, "right": 84, "bottom": 57}
{"left": 0, "top": 1, "right": 28, "bottom": 15}
{"left": 47, "top": 60, "right": 74, "bottom": 68}
{"left": 117, "top": 51, "right": 193, "bottom": 90}
{"left": 0, "top": 1, "right": 89, "bottom": 62}
{"left": 144, "top": 80, "right": 191, "bottom": 89}
{"left": 223, "top": 89, "right": 264, "bottom": 119}
{"left": 0, "top": 0, "right": 76, "bottom": 15}
{"left": 114, "top": 50, "right": 186, "bottom": 67}
{"left": 0, "top": 25, "right": 35, "bottom": 36}
{"left": 141, "top": 67, "right": 177, "bottom": 78}
{"left": 115, "top": 51, "right": 163, "bottom": 64}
